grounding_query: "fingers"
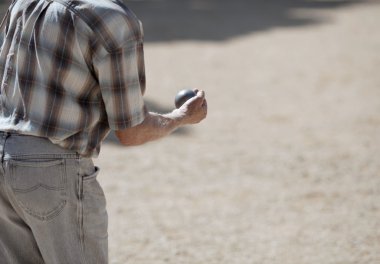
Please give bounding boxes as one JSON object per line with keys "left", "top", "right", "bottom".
{"left": 195, "top": 90, "right": 207, "bottom": 117}
{"left": 201, "top": 99, "right": 207, "bottom": 117}
{"left": 202, "top": 98, "right": 207, "bottom": 109}
{"left": 193, "top": 89, "right": 205, "bottom": 100}
{"left": 182, "top": 89, "right": 205, "bottom": 108}
{"left": 194, "top": 90, "right": 205, "bottom": 107}
{"left": 178, "top": 89, "right": 207, "bottom": 124}
{"left": 196, "top": 89, "right": 205, "bottom": 98}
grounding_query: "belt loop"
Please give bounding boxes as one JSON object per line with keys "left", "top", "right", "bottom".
{"left": 0, "top": 132, "right": 10, "bottom": 177}
{"left": 0, "top": 132, "right": 10, "bottom": 156}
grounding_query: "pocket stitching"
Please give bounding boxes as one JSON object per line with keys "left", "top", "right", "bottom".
{"left": 17, "top": 200, "right": 67, "bottom": 221}
{"left": 13, "top": 183, "right": 64, "bottom": 192}
{"left": 9, "top": 159, "right": 67, "bottom": 221}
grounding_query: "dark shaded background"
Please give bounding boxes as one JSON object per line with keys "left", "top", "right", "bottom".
{"left": 1, "top": 0, "right": 363, "bottom": 43}
{"left": 123, "top": 0, "right": 361, "bottom": 42}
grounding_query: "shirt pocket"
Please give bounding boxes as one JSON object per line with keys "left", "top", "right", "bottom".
{"left": 8, "top": 158, "right": 67, "bottom": 221}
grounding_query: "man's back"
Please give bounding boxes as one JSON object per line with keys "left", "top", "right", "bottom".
{"left": 0, "top": 0, "right": 146, "bottom": 157}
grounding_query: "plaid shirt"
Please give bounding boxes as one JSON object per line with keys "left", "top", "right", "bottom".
{"left": 0, "top": 0, "right": 146, "bottom": 157}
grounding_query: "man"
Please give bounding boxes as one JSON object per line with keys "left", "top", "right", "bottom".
{"left": 0, "top": 0, "right": 207, "bottom": 263}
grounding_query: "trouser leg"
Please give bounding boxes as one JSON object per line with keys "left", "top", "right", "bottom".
{"left": 1, "top": 134, "right": 108, "bottom": 264}
{"left": 0, "top": 182, "right": 45, "bottom": 264}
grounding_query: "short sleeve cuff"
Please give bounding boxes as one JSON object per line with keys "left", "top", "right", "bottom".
{"left": 108, "top": 105, "right": 148, "bottom": 130}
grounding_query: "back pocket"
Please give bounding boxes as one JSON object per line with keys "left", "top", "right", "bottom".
{"left": 9, "top": 158, "right": 67, "bottom": 221}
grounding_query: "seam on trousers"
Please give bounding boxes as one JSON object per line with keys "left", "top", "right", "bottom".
{"left": 77, "top": 156, "right": 87, "bottom": 264}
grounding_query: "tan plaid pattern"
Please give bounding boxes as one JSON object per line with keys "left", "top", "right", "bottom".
{"left": 0, "top": 0, "right": 146, "bottom": 157}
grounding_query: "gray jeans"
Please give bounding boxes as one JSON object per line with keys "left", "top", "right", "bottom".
{"left": 0, "top": 132, "right": 108, "bottom": 264}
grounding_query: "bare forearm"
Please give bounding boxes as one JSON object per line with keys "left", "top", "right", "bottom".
{"left": 115, "top": 110, "right": 185, "bottom": 146}
{"left": 115, "top": 90, "right": 207, "bottom": 146}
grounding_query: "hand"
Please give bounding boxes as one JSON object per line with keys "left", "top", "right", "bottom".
{"left": 177, "top": 89, "right": 207, "bottom": 125}
{"left": 115, "top": 89, "right": 207, "bottom": 146}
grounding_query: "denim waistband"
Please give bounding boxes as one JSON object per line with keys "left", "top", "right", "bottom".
{"left": 0, "top": 131, "right": 80, "bottom": 159}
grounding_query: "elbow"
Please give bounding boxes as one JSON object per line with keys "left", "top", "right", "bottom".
{"left": 115, "top": 130, "right": 146, "bottom": 147}
{"left": 117, "top": 136, "right": 142, "bottom": 147}
{"left": 118, "top": 139, "right": 134, "bottom": 147}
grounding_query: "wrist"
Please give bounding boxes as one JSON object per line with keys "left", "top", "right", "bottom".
{"left": 168, "top": 108, "right": 187, "bottom": 127}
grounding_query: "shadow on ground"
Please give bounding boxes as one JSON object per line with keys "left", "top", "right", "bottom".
{"left": 124, "top": 0, "right": 363, "bottom": 42}
{"left": 0, "top": 0, "right": 365, "bottom": 42}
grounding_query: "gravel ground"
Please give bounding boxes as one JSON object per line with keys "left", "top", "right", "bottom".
{"left": 97, "top": 1, "right": 380, "bottom": 263}
{"left": 2, "top": 0, "right": 380, "bottom": 263}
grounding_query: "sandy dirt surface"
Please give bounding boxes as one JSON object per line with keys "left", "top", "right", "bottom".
{"left": 1, "top": 0, "right": 379, "bottom": 263}
{"left": 96, "top": 1, "right": 380, "bottom": 263}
